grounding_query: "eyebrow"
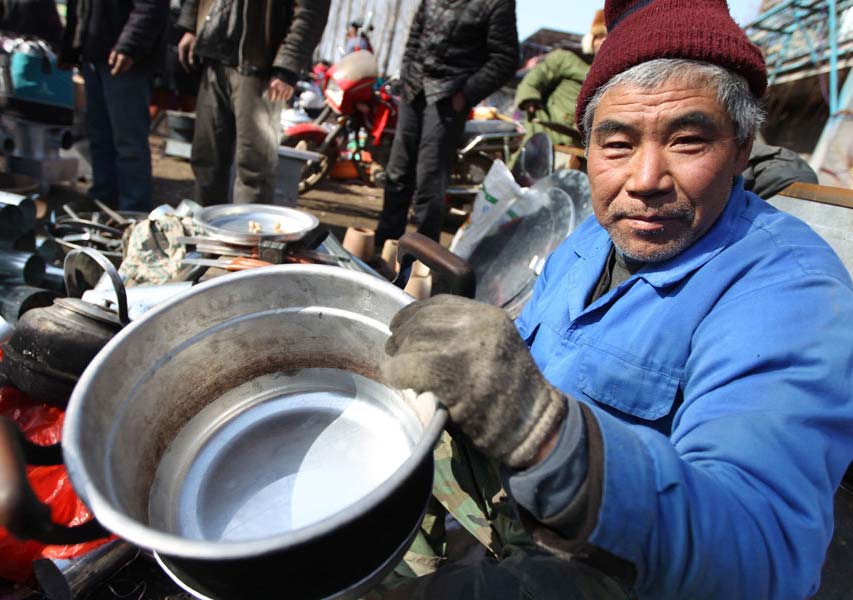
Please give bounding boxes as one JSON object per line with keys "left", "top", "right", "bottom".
{"left": 664, "top": 111, "right": 721, "bottom": 134}
{"left": 593, "top": 120, "right": 638, "bottom": 142}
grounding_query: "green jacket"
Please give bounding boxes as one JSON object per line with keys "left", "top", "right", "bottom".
{"left": 515, "top": 49, "right": 590, "bottom": 147}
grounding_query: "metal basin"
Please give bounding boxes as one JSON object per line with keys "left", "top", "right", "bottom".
{"left": 61, "top": 265, "right": 446, "bottom": 598}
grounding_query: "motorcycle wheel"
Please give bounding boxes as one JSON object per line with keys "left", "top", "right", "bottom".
{"left": 452, "top": 152, "right": 493, "bottom": 188}
{"left": 281, "top": 134, "right": 339, "bottom": 193}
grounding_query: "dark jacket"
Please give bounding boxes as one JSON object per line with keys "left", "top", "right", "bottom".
{"left": 60, "top": 0, "right": 169, "bottom": 68}
{"left": 743, "top": 142, "right": 819, "bottom": 199}
{"left": 0, "top": 0, "right": 64, "bottom": 47}
{"left": 176, "top": 0, "right": 330, "bottom": 84}
{"left": 400, "top": 0, "right": 518, "bottom": 106}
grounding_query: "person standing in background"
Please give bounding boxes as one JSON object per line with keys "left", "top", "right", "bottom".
{"left": 514, "top": 9, "right": 606, "bottom": 152}
{"left": 176, "top": 0, "right": 330, "bottom": 206}
{"left": 60, "top": 0, "right": 169, "bottom": 213}
{"left": 374, "top": 0, "right": 519, "bottom": 248}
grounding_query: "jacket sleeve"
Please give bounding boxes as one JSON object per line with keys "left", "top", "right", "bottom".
{"left": 114, "top": 0, "right": 170, "bottom": 60}
{"left": 402, "top": 1, "right": 426, "bottom": 72}
{"left": 515, "top": 54, "right": 553, "bottom": 108}
{"left": 461, "top": 0, "right": 519, "bottom": 106}
{"left": 272, "top": 0, "right": 331, "bottom": 80}
{"left": 573, "top": 273, "right": 853, "bottom": 599}
{"left": 176, "top": 0, "right": 199, "bottom": 33}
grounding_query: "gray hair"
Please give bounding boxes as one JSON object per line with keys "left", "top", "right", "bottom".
{"left": 581, "top": 59, "right": 765, "bottom": 147}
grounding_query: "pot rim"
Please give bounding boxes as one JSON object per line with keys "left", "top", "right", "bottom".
{"left": 62, "top": 264, "right": 447, "bottom": 560}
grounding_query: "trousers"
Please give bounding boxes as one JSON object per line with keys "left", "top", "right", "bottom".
{"left": 375, "top": 92, "right": 467, "bottom": 246}
{"left": 191, "top": 62, "right": 284, "bottom": 205}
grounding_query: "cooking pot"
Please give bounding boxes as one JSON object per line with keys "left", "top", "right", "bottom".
{"left": 1, "top": 264, "right": 445, "bottom": 599}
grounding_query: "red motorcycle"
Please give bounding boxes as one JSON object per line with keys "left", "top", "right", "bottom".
{"left": 282, "top": 50, "right": 523, "bottom": 200}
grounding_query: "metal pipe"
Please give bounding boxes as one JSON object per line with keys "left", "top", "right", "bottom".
{"left": 0, "top": 191, "right": 36, "bottom": 232}
{"left": 0, "top": 284, "right": 58, "bottom": 324}
{"left": 0, "top": 250, "right": 45, "bottom": 286}
{"left": 0, "top": 314, "right": 12, "bottom": 345}
{"left": 828, "top": 0, "right": 839, "bottom": 116}
{"left": 40, "top": 264, "right": 68, "bottom": 294}
{"left": 32, "top": 540, "right": 140, "bottom": 600}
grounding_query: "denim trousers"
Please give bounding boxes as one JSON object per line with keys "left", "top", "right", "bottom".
{"left": 82, "top": 62, "right": 152, "bottom": 212}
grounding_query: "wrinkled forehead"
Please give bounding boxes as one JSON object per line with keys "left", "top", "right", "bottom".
{"left": 592, "top": 79, "right": 734, "bottom": 135}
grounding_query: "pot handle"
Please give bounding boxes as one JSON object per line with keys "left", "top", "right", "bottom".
{"left": 63, "top": 247, "right": 130, "bottom": 325}
{"left": 0, "top": 417, "right": 110, "bottom": 544}
{"left": 395, "top": 232, "right": 476, "bottom": 299}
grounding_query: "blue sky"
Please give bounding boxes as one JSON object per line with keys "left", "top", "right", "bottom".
{"left": 517, "top": 0, "right": 765, "bottom": 40}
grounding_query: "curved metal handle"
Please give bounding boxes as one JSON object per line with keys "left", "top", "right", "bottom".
{"left": 63, "top": 248, "right": 129, "bottom": 325}
{"left": 395, "top": 233, "right": 476, "bottom": 299}
{"left": 0, "top": 417, "right": 110, "bottom": 545}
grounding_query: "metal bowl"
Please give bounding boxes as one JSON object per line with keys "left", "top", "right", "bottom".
{"left": 62, "top": 265, "right": 445, "bottom": 598}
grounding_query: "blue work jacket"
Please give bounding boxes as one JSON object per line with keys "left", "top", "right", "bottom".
{"left": 515, "top": 180, "right": 853, "bottom": 599}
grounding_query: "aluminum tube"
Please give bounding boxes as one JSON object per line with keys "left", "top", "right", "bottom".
{"left": 39, "top": 264, "right": 67, "bottom": 295}
{"left": 0, "top": 284, "right": 58, "bottom": 323}
{"left": 0, "top": 314, "right": 12, "bottom": 345}
{"left": 0, "top": 250, "right": 45, "bottom": 286}
{"left": 32, "top": 540, "right": 140, "bottom": 600}
{"left": 0, "top": 191, "right": 36, "bottom": 232}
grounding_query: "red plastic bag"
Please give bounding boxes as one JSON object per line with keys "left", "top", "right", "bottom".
{"left": 0, "top": 386, "right": 113, "bottom": 583}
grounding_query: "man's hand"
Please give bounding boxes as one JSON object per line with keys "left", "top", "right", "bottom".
{"left": 108, "top": 51, "right": 133, "bottom": 76}
{"left": 452, "top": 90, "right": 467, "bottom": 113}
{"left": 177, "top": 32, "right": 196, "bottom": 72}
{"left": 521, "top": 100, "right": 542, "bottom": 117}
{"left": 266, "top": 78, "right": 294, "bottom": 102}
{"left": 381, "top": 295, "right": 566, "bottom": 469}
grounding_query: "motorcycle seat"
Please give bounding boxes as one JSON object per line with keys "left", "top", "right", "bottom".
{"left": 463, "top": 120, "right": 519, "bottom": 137}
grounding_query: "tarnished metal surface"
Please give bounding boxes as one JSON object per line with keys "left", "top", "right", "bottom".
{"left": 769, "top": 188, "right": 853, "bottom": 277}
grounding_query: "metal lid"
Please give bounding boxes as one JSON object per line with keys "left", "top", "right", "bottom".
{"left": 195, "top": 204, "right": 320, "bottom": 245}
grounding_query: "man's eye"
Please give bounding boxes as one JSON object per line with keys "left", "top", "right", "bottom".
{"left": 673, "top": 136, "right": 707, "bottom": 146}
{"left": 603, "top": 140, "right": 632, "bottom": 150}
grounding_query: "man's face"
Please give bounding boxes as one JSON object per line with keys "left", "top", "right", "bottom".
{"left": 586, "top": 78, "right": 751, "bottom": 262}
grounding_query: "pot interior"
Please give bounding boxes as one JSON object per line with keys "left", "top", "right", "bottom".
{"left": 148, "top": 368, "right": 422, "bottom": 541}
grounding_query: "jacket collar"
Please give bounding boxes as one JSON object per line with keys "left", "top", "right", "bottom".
{"left": 570, "top": 178, "right": 747, "bottom": 290}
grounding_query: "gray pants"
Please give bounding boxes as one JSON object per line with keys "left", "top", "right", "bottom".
{"left": 191, "top": 62, "right": 283, "bottom": 205}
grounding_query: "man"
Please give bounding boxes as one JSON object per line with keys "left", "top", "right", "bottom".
{"left": 380, "top": 0, "right": 853, "bottom": 597}
{"left": 374, "top": 0, "right": 518, "bottom": 248}
{"left": 176, "top": 0, "right": 330, "bottom": 205}
{"left": 514, "top": 9, "right": 606, "bottom": 151}
{"left": 60, "top": 0, "right": 168, "bottom": 213}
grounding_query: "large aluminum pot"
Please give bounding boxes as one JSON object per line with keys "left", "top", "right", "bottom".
{"left": 60, "top": 264, "right": 446, "bottom": 599}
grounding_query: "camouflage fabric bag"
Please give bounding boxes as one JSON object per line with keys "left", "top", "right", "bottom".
{"left": 119, "top": 215, "right": 203, "bottom": 285}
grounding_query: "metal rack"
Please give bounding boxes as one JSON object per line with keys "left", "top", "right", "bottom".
{"left": 745, "top": 0, "right": 853, "bottom": 115}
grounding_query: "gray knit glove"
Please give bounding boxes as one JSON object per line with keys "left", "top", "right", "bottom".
{"left": 382, "top": 295, "right": 566, "bottom": 469}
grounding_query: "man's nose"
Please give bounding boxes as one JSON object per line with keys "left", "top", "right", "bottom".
{"left": 626, "top": 144, "right": 673, "bottom": 196}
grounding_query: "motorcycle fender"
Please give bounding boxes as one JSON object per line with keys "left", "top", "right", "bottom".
{"left": 284, "top": 124, "right": 330, "bottom": 142}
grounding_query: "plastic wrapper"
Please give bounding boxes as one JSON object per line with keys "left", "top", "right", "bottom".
{"left": 0, "top": 386, "right": 112, "bottom": 583}
{"left": 449, "top": 160, "right": 532, "bottom": 259}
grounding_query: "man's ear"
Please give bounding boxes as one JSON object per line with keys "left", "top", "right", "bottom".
{"left": 733, "top": 137, "right": 754, "bottom": 174}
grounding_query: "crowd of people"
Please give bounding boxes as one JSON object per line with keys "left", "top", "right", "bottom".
{"left": 1, "top": 1, "right": 851, "bottom": 599}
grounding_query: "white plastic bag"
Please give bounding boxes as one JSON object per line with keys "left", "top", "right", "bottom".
{"left": 449, "top": 160, "right": 524, "bottom": 259}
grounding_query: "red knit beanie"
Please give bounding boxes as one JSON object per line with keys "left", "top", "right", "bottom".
{"left": 576, "top": 0, "right": 767, "bottom": 131}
